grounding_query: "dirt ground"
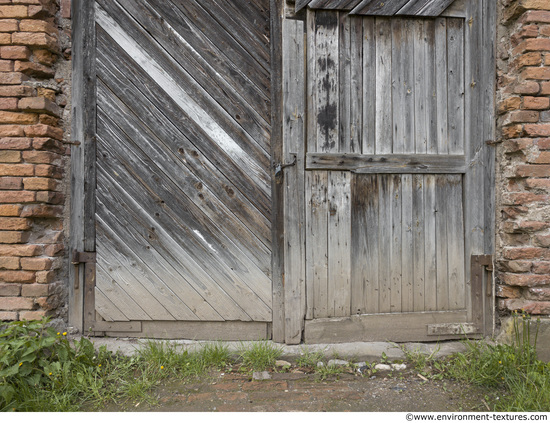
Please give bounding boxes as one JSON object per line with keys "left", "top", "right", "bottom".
{"left": 105, "top": 367, "right": 503, "bottom": 412}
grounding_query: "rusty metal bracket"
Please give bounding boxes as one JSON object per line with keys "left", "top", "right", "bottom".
{"left": 71, "top": 250, "right": 96, "bottom": 290}
{"left": 275, "top": 153, "right": 297, "bottom": 182}
{"left": 471, "top": 254, "right": 494, "bottom": 336}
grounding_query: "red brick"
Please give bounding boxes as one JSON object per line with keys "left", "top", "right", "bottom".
{"left": 18, "top": 96, "right": 60, "bottom": 116}
{"left": 0, "top": 97, "right": 18, "bottom": 109}
{"left": 541, "top": 81, "right": 550, "bottom": 94}
{"left": 19, "top": 19, "right": 57, "bottom": 35}
{"left": 0, "top": 137, "right": 31, "bottom": 150}
{"left": 0, "top": 271, "right": 35, "bottom": 283}
{"left": 19, "top": 310, "right": 46, "bottom": 320}
{"left": 33, "top": 48, "right": 56, "bottom": 66}
{"left": 501, "top": 206, "right": 529, "bottom": 219}
{"left": 533, "top": 261, "right": 550, "bottom": 273}
{"left": 0, "top": 71, "right": 28, "bottom": 84}
{"left": 542, "top": 25, "right": 550, "bottom": 36}
{"left": 0, "top": 217, "right": 31, "bottom": 230}
{"left": 20, "top": 204, "right": 61, "bottom": 218}
{"left": 35, "top": 190, "right": 63, "bottom": 204}
{"left": 514, "top": 38, "right": 550, "bottom": 55}
{"left": 502, "top": 299, "right": 550, "bottom": 314}
{"left": 0, "top": 230, "right": 28, "bottom": 244}
{"left": 23, "top": 124, "right": 63, "bottom": 140}
{"left": 0, "top": 59, "right": 12, "bottom": 72}
{"left": 503, "top": 125, "right": 524, "bottom": 139}
{"left": 502, "top": 138, "right": 534, "bottom": 153}
{"left": 14, "top": 60, "right": 54, "bottom": 78}
{"left": 0, "top": 19, "right": 18, "bottom": 32}
{"left": 501, "top": 273, "right": 550, "bottom": 287}
{"left": 35, "top": 270, "right": 53, "bottom": 284}
{"left": 504, "top": 110, "right": 540, "bottom": 125}
{"left": 23, "top": 177, "right": 57, "bottom": 190}
{"left": 0, "top": 150, "right": 19, "bottom": 162}
{"left": 0, "top": 311, "right": 17, "bottom": 320}
{"left": 0, "top": 85, "right": 33, "bottom": 97}
{"left": 0, "top": 204, "right": 21, "bottom": 216}
{"left": 516, "top": 164, "right": 550, "bottom": 177}
{"left": 499, "top": 96, "right": 522, "bottom": 114}
{"left": 514, "top": 81, "right": 540, "bottom": 95}
{"left": 503, "top": 247, "right": 550, "bottom": 260}
{"left": 0, "top": 45, "right": 30, "bottom": 60}
{"left": 34, "top": 164, "right": 62, "bottom": 178}
{"left": 44, "top": 243, "right": 63, "bottom": 257}
{"left": 0, "top": 256, "right": 19, "bottom": 270}
{"left": 0, "top": 5, "right": 27, "bottom": 18}
{"left": 0, "top": 125, "right": 24, "bottom": 137}
{"left": 22, "top": 150, "right": 61, "bottom": 165}
{"left": 61, "top": 0, "right": 70, "bottom": 18}
{"left": 0, "top": 283, "right": 21, "bottom": 296}
{"left": 534, "top": 234, "right": 550, "bottom": 247}
{"left": 20, "top": 257, "right": 51, "bottom": 271}
{"left": 32, "top": 138, "right": 64, "bottom": 153}
{"left": 514, "top": 52, "right": 543, "bottom": 69}
{"left": 502, "top": 191, "right": 549, "bottom": 204}
{"left": 0, "top": 244, "right": 41, "bottom": 256}
{"left": 0, "top": 110, "right": 36, "bottom": 124}
{"left": 521, "top": 67, "right": 550, "bottom": 81}
{"left": 12, "top": 32, "right": 56, "bottom": 50}
{"left": 525, "top": 123, "right": 550, "bottom": 136}
{"left": 520, "top": 10, "right": 550, "bottom": 23}
{"left": 525, "top": 287, "right": 550, "bottom": 300}
{"left": 0, "top": 190, "right": 34, "bottom": 203}
{"left": 523, "top": 96, "right": 550, "bottom": 110}
{"left": 28, "top": 3, "right": 55, "bottom": 19}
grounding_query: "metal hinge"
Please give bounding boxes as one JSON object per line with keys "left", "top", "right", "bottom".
{"left": 71, "top": 250, "right": 96, "bottom": 289}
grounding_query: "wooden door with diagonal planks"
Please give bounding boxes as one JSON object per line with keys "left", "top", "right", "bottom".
{"left": 87, "top": 0, "right": 272, "bottom": 338}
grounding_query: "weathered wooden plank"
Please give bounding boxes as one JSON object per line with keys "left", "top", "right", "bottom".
{"left": 446, "top": 175, "right": 466, "bottom": 310}
{"left": 435, "top": 175, "right": 450, "bottom": 311}
{"left": 424, "top": 20, "right": 438, "bottom": 154}
{"left": 94, "top": 289, "right": 129, "bottom": 322}
{"left": 390, "top": 175, "right": 403, "bottom": 313}
{"left": 70, "top": 0, "right": 96, "bottom": 330}
{"left": 307, "top": 8, "right": 318, "bottom": 154}
{"left": 96, "top": 160, "right": 253, "bottom": 322}
{"left": 306, "top": 171, "right": 329, "bottom": 319}
{"left": 308, "top": 0, "right": 362, "bottom": 10}
{"left": 315, "top": 10, "right": 339, "bottom": 152}
{"left": 375, "top": 18, "right": 392, "bottom": 154}
{"left": 413, "top": 19, "right": 428, "bottom": 154}
{"left": 349, "top": 16, "right": 363, "bottom": 153}
{"left": 362, "top": 17, "right": 376, "bottom": 154}
{"left": 352, "top": 0, "right": 412, "bottom": 16}
{"left": 95, "top": 4, "right": 272, "bottom": 212}
{"left": 440, "top": 0, "right": 467, "bottom": 18}
{"left": 424, "top": 175, "right": 437, "bottom": 311}
{"left": 306, "top": 153, "right": 466, "bottom": 173}
{"left": 119, "top": 0, "right": 271, "bottom": 147}
{"left": 339, "top": 11, "right": 351, "bottom": 153}
{"left": 95, "top": 29, "right": 272, "bottom": 240}
{"left": 401, "top": 174, "right": 414, "bottom": 312}
{"left": 447, "top": 18, "right": 465, "bottom": 155}
{"left": 327, "top": 171, "right": 351, "bottom": 317}
{"left": 412, "top": 174, "right": 425, "bottom": 312}
{"left": 108, "top": 321, "right": 269, "bottom": 341}
{"left": 95, "top": 129, "right": 272, "bottom": 321}
{"left": 435, "top": 17, "right": 448, "bottom": 154}
{"left": 378, "top": 175, "right": 391, "bottom": 313}
{"left": 282, "top": 18, "right": 306, "bottom": 344}
{"left": 391, "top": 18, "right": 415, "bottom": 154}
{"left": 296, "top": 0, "right": 313, "bottom": 12}
{"left": 271, "top": 0, "right": 285, "bottom": 342}
{"left": 304, "top": 311, "right": 476, "bottom": 343}
{"left": 397, "top": 0, "right": 456, "bottom": 16}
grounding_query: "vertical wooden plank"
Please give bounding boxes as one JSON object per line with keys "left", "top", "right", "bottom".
{"left": 375, "top": 18, "right": 392, "bottom": 154}
{"left": 307, "top": 8, "right": 317, "bottom": 154}
{"left": 447, "top": 18, "right": 465, "bottom": 155}
{"left": 412, "top": 174, "right": 425, "bottom": 311}
{"left": 70, "top": 0, "right": 96, "bottom": 330}
{"left": 307, "top": 171, "right": 329, "bottom": 318}
{"left": 413, "top": 19, "right": 427, "bottom": 154}
{"left": 435, "top": 17, "right": 448, "bottom": 155}
{"left": 446, "top": 175, "right": 465, "bottom": 310}
{"left": 435, "top": 175, "right": 449, "bottom": 311}
{"left": 378, "top": 175, "right": 391, "bottom": 313}
{"left": 391, "top": 18, "right": 415, "bottom": 154}
{"left": 339, "top": 11, "right": 351, "bottom": 153}
{"left": 362, "top": 17, "right": 375, "bottom": 154}
{"left": 315, "top": 10, "right": 339, "bottom": 153}
{"left": 401, "top": 174, "right": 414, "bottom": 312}
{"left": 390, "top": 174, "right": 402, "bottom": 313}
{"left": 327, "top": 171, "right": 351, "bottom": 317}
{"left": 351, "top": 174, "right": 379, "bottom": 315}
{"left": 424, "top": 175, "right": 437, "bottom": 311}
{"left": 282, "top": 18, "right": 306, "bottom": 344}
{"left": 424, "top": 20, "right": 437, "bottom": 155}
{"left": 270, "top": 0, "right": 285, "bottom": 342}
{"left": 349, "top": 16, "right": 363, "bottom": 153}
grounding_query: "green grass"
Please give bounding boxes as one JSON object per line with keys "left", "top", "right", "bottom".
{"left": 295, "top": 347, "right": 326, "bottom": 368}
{"left": 237, "top": 340, "right": 283, "bottom": 371}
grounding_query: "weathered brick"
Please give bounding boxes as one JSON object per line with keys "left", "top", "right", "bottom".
{"left": 23, "top": 177, "right": 57, "bottom": 191}
{"left": 540, "top": 81, "right": 550, "bottom": 94}
{"left": 514, "top": 38, "right": 550, "bottom": 55}
{"left": 0, "top": 230, "right": 28, "bottom": 244}
{"left": 0, "top": 19, "right": 18, "bottom": 32}
{"left": 525, "top": 287, "right": 550, "bottom": 300}
{"left": 514, "top": 52, "right": 543, "bottom": 69}
{"left": 14, "top": 60, "right": 54, "bottom": 78}
{"left": 0, "top": 190, "right": 34, "bottom": 203}
{"left": 525, "top": 123, "right": 550, "bottom": 136}
{"left": 533, "top": 261, "right": 550, "bottom": 273}
{"left": 61, "top": 0, "right": 70, "bottom": 18}
{"left": 20, "top": 204, "right": 61, "bottom": 217}
{"left": 0, "top": 59, "right": 12, "bottom": 72}
{"left": 19, "top": 19, "right": 57, "bottom": 35}
{"left": 0, "top": 6, "right": 27, "bottom": 18}
{"left": 0, "top": 110, "right": 36, "bottom": 124}
{"left": 28, "top": 3, "right": 56, "bottom": 19}
{"left": 516, "top": 164, "right": 550, "bottom": 177}
{"left": 0, "top": 296, "right": 34, "bottom": 310}
{"left": 503, "top": 110, "right": 540, "bottom": 125}
{"left": 35, "top": 190, "right": 62, "bottom": 204}
{"left": 0, "top": 244, "right": 40, "bottom": 256}
{"left": 34, "top": 164, "right": 62, "bottom": 178}
{"left": 32, "top": 137, "right": 63, "bottom": 152}
{"left": 501, "top": 273, "right": 550, "bottom": 287}
{"left": 523, "top": 96, "right": 550, "bottom": 110}
{"left": 0, "top": 217, "right": 31, "bottom": 230}
{"left": 503, "top": 247, "right": 550, "bottom": 260}
{"left": 0, "top": 45, "right": 30, "bottom": 60}
{"left": 534, "top": 234, "right": 550, "bottom": 247}
{"left": 0, "top": 311, "right": 17, "bottom": 320}
{"left": 514, "top": 81, "right": 540, "bottom": 94}
{"left": 19, "top": 310, "right": 46, "bottom": 320}
{"left": 33, "top": 48, "right": 55, "bottom": 66}
{"left": 44, "top": 243, "right": 62, "bottom": 256}
{"left": 520, "top": 10, "right": 550, "bottom": 23}
{"left": 0, "top": 204, "right": 21, "bottom": 216}
{"left": 502, "top": 191, "right": 549, "bottom": 204}
{"left": 0, "top": 85, "right": 33, "bottom": 97}
{"left": 0, "top": 137, "right": 31, "bottom": 150}
{"left": 0, "top": 150, "right": 20, "bottom": 162}
{"left": 22, "top": 150, "right": 61, "bottom": 165}
{"left": 0, "top": 256, "right": 19, "bottom": 270}
{"left": 0, "top": 71, "right": 28, "bottom": 85}
{"left": 35, "top": 270, "right": 53, "bottom": 284}
{"left": 18, "top": 96, "right": 60, "bottom": 117}
{"left": 0, "top": 97, "right": 18, "bottom": 109}
{"left": 23, "top": 124, "right": 62, "bottom": 140}
{"left": 501, "top": 299, "right": 550, "bottom": 314}
{"left": 0, "top": 283, "right": 21, "bottom": 296}
{"left": 20, "top": 257, "right": 51, "bottom": 271}
{"left": 12, "top": 32, "right": 56, "bottom": 50}
{"left": 503, "top": 125, "right": 524, "bottom": 139}
{"left": 499, "top": 96, "right": 522, "bottom": 114}
{"left": 0, "top": 271, "right": 35, "bottom": 283}
{"left": 521, "top": 67, "right": 550, "bottom": 80}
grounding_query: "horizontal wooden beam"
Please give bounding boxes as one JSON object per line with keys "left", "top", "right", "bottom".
{"left": 306, "top": 153, "right": 466, "bottom": 173}
{"left": 304, "top": 311, "right": 480, "bottom": 343}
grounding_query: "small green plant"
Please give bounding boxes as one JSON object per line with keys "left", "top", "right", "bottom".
{"left": 296, "top": 347, "right": 326, "bottom": 368}
{"left": 316, "top": 363, "right": 345, "bottom": 381}
{"left": 238, "top": 340, "right": 283, "bottom": 372}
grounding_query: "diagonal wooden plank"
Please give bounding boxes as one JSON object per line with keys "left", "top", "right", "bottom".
{"left": 95, "top": 31, "right": 272, "bottom": 243}
{"left": 351, "top": 0, "right": 413, "bottom": 15}
{"left": 95, "top": 3, "right": 271, "bottom": 201}
{"left": 96, "top": 84, "right": 271, "bottom": 277}
{"left": 397, "top": 0, "right": 457, "bottom": 16}
{"left": 308, "top": 0, "right": 362, "bottom": 10}
{"left": 296, "top": 0, "right": 313, "bottom": 12}
{"left": 94, "top": 288, "right": 129, "bottom": 322}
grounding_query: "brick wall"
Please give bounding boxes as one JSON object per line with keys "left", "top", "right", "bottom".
{"left": 0, "top": 0, "right": 69, "bottom": 322}
{"left": 497, "top": 0, "right": 550, "bottom": 316}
